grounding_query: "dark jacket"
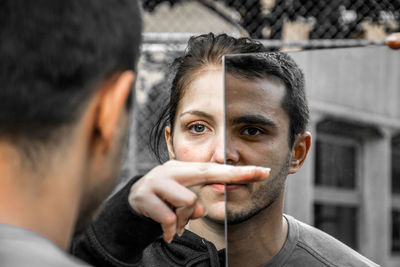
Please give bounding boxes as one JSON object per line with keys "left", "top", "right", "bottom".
{"left": 70, "top": 176, "right": 225, "bottom": 267}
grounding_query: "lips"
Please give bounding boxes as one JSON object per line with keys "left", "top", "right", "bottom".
{"left": 208, "top": 183, "right": 246, "bottom": 193}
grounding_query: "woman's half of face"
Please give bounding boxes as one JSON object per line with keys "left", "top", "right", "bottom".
{"left": 165, "top": 68, "right": 226, "bottom": 223}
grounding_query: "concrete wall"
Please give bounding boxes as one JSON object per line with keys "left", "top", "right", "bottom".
{"left": 291, "top": 47, "right": 400, "bottom": 127}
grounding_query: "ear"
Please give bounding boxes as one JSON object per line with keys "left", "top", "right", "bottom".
{"left": 288, "top": 131, "right": 312, "bottom": 174}
{"left": 95, "top": 70, "right": 135, "bottom": 150}
{"left": 164, "top": 126, "right": 176, "bottom": 159}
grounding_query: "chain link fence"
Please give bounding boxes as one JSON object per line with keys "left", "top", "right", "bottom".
{"left": 142, "top": 0, "right": 400, "bottom": 40}
{"left": 119, "top": 0, "right": 400, "bottom": 182}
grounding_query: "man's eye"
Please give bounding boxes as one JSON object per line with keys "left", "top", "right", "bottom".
{"left": 241, "top": 127, "right": 264, "bottom": 136}
{"left": 188, "top": 123, "right": 208, "bottom": 134}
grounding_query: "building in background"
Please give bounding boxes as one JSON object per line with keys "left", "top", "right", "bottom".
{"left": 285, "top": 47, "right": 400, "bottom": 267}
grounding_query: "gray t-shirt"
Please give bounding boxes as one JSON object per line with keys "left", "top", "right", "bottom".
{"left": 0, "top": 223, "right": 89, "bottom": 267}
{"left": 263, "top": 215, "right": 380, "bottom": 267}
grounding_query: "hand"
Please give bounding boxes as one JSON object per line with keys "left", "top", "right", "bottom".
{"left": 386, "top": 33, "right": 400, "bottom": 49}
{"left": 128, "top": 160, "right": 270, "bottom": 243}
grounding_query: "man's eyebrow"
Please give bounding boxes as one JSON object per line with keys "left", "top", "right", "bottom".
{"left": 230, "top": 114, "right": 276, "bottom": 127}
{"left": 179, "top": 110, "right": 214, "bottom": 121}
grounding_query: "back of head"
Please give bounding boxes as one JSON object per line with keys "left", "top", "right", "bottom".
{"left": 0, "top": 0, "right": 142, "bottom": 159}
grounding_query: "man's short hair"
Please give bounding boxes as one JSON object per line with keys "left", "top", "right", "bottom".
{"left": 0, "top": 0, "right": 142, "bottom": 154}
{"left": 226, "top": 53, "right": 309, "bottom": 147}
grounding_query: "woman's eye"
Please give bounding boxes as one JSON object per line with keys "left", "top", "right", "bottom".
{"left": 241, "top": 127, "right": 264, "bottom": 136}
{"left": 188, "top": 123, "right": 208, "bottom": 134}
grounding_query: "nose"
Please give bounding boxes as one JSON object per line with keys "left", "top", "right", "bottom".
{"left": 210, "top": 132, "right": 239, "bottom": 165}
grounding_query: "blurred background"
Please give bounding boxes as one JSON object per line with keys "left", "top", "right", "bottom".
{"left": 118, "top": 1, "right": 400, "bottom": 266}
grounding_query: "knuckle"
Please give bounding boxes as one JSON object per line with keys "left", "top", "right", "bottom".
{"left": 127, "top": 194, "right": 136, "bottom": 207}
{"left": 183, "top": 194, "right": 197, "bottom": 206}
{"left": 151, "top": 165, "right": 163, "bottom": 175}
{"left": 129, "top": 188, "right": 151, "bottom": 206}
{"left": 133, "top": 186, "right": 147, "bottom": 198}
{"left": 129, "top": 187, "right": 140, "bottom": 201}
{"left": 162, "top": 214, "right": 177, "bottom": 226}
{"left": 163, "top": 160, "right": 175, "bottom": 167}
{"left": 162, "top": 161, "right": 170, "bottom": 167}
{"left": 197, "top": 163, "right": 209, "bottom": 176}
{"left": 144, "top": 172, "right": 160, "bottom": 185}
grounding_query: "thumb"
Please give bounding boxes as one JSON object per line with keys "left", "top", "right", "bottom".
{"left": 190, "top": 202, "right": 206, "bottom": 219}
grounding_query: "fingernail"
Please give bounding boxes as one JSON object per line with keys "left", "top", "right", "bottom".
{"left": 242, "top": 166, "right": 270, "bottom": 173}
{"left": 257, "top": 167, "right": 271, "bottom": 173}
{"left": 177, "top": 228, "right": 185, "bottom": 236}
{"left": 386, "top": 35, "right": 398, "bottom": 42}
{"left": 241, "top": 166, "right": 257, "bottom": 172}
{"left": 165, "top": 234, "right": 173, "bottom": 243}
{"left": 202, "top": 209, "right": 208, "bottom": 217}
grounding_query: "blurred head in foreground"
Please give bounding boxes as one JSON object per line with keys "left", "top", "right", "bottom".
{"left": 0, "top": 0, "right": 142, "bottom": 247}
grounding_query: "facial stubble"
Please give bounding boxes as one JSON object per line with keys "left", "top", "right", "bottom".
{"left": 226, "top": 154, "right": 291, "bottom": 225}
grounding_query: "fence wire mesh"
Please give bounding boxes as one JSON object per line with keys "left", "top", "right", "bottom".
{"left": 119, "top": 0, "right": 400, "bottom": 181}
{"left": 141, "top": 0, "right": 400, "bottom": 40}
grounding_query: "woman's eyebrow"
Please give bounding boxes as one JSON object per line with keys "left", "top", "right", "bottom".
{"left": 229, "top": 114, "right": 276, "bottom": 127}
{"left": 179, "top": 110, "right": 214, "bottom": 121}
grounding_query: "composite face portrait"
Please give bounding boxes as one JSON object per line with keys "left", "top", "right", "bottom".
{"left": 165, "top": 65, "right": 294, "bottom": 224}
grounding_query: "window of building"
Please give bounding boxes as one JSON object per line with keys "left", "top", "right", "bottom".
{"left": 392, "top": 137, "right": 400, "bottom": 194}
{"left": 314, "top": 204, "right": 358, "bottom": 250}
{"left": 314, "top": 121, "right": 362, "bottom": 251}
{"left": 392, "top": 135, "right": 400, "bottom": 254}
{"left": 392, "top": 210, "right": 400, "bottom": 253}
{"left": 315, "top": 138, "right": 356, "bottom": 189}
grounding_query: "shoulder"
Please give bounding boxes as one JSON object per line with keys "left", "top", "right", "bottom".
{"left": 0, "top": 224, "right": 89, "bottom": 267}
{"left": 285, "top": 215, "right": 379, "bottom": 267}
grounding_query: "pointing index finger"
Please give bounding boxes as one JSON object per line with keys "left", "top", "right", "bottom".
{"left": 169, "top": 162, "right": 270, "bottom": 187}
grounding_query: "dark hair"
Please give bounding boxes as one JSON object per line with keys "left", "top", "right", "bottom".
{"left": 225, "top": 52, "right": 309, "bottom": 146}
{"left": 0, "top": 0, "right": 142, "bottom": 155}
{"left": 150, "top": 33, "right": 309, "bottom": 162}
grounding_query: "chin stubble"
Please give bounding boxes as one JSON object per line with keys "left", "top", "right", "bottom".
{"left": 226, "top": 155, "right": 290, "bottom": 225}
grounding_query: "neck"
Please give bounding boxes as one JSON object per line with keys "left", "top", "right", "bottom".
{"left": 186, "top": 217, "right": 225, "bottom": 250}
{"left": 0, "top": 143, "right": 83, "bottom": 250}
{"left": 226, "top": 192, "right": 288, "bottom": 267}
